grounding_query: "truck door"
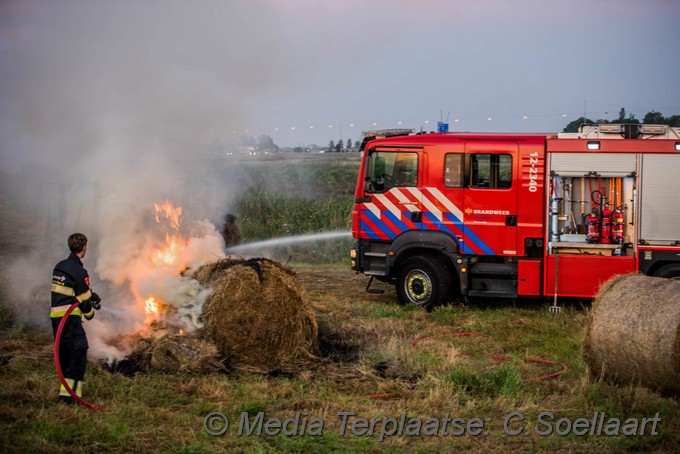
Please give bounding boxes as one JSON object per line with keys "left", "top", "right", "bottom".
{"left": 462, "top": 141, "right": 519, "bottom": 256}
{"left": 416, "top": 146, "right": 468, "bottom": 247}
{"left": 357, "top": 147, "right": 423, "bottom": 240}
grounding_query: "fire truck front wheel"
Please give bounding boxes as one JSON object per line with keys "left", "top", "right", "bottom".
{"left": 396, "top": 255, "right": 454, "bottom": 310}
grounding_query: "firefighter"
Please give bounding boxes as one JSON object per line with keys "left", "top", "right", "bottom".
{"left": 51, "top": 233, "right": 102, "bottom": 404}
{"left": 221, "top": 213, "right": 241, "bottom": 249}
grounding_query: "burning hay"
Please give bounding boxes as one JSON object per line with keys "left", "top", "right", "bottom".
{"left": 107, "top": 257, "right": 320, "bottom": 376}
{"left": 132, "top": 334, "right": 225, "bottom": 373}
{"left": 584, "top": 274, "right": 680, "bottom": 396}
{"left": 198, "top": 257, "right": 319, "bottom": 373}
{"left": 97, "top": 200, "right": 319, "bottom": 375}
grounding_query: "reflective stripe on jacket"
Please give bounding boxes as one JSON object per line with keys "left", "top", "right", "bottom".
{"left": 51, "top": 252, "right": 94, "bottom": 320}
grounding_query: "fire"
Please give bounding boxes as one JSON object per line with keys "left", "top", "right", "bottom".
{"left": 152, "top": 234, "right": 186, "bottom": 266}
{"left": 144, "top": 296, "right": 161, "bottom": 325}
{"left": 138, "top": 200, "right": 189, "bottom": 326}
{"left": 150, "top": 200, "right": 187, "bottom": 269}
{"left": 135, "top": 199, "right": 215, "bottom": 330}
{"left": 154, "top": 200, "right": 182, "bottom": 231}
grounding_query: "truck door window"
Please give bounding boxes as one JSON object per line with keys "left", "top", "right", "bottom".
{"left": 366, "top": 152, "right": 418, "bottom": 193}
{"left": 469, "top": 154, "right": 512, "bottom": 189}
{"left": 444, "top": 153, "right": 463, "bottom": 187}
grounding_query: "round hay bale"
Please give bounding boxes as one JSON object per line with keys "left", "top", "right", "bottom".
{"left": 192, "top": 257, "right": 246, "bottom": 286}
{"left": 584, "top": 273, "right": 680, "bottom": 396}
{"left": 134, "top": 334, "right": 224, "bottom": 373}
{"left": 199, "top": 258, "right": 319, "bottom": 373}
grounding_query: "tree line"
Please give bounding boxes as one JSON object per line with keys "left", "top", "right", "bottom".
{"left": 563, "top": 108, "right": 680, "bottom": 132}
{"left": 327, "top": 139, "right": 361, "bottom": 152}
{"left": 222, "top": 135, "right": 363, "bottom": 153}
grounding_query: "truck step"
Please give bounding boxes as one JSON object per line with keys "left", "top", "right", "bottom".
{"left": 467, "top": 290, "right": 518, "bottom": 298}
{"left": 470, "top": 263, "right": 517, "bottom": 276}
{"left": 364, "top": 252, "right": 388, "bottom": 258}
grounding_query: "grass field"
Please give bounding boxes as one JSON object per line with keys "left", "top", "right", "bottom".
{"left": 1, "top": 154, "right": 678, "bottom": 452}
{"left": 1, "top": 262, "right": 678, "bottom": 453}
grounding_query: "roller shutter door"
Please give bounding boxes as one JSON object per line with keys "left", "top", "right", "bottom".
{"left": 640, "top": 154, "right": 680, "bottom": 243}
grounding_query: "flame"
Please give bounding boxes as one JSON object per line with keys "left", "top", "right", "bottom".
{"left": 136, "top": 200, "right": 204, "bottom": 329}
{"left": 154, "top": 199, "right": 182, "bottom": 231}
{"left": 138, "top": 200, "right": 188, "bottom": 326}
{"left": 144, "top": 296, "right": 161, "bottom": 325}
{"left": 150, "top": 200, "right": 186, "bottom": 269}
{"left": 152, "top": 233, "right": 186, "bottom": 266}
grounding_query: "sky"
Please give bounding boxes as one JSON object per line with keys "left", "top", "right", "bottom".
{"left": 1, "top": 0, "right": 679, "bottom": 151}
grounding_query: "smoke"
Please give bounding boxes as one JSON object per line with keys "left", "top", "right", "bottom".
{"left": 0, "top": 1, "right": 287, "bottom": 359}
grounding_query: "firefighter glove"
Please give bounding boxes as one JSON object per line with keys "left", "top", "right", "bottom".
{"left": 90, "top": 292, "right": 102, "bottom": 310}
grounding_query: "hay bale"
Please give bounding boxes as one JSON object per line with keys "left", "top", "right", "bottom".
{"left": 584, "top": 273, "right": 680, "bottom": 396}
{"left": 134, "top": 334, "right": 224, "bottom": 373}
{"left": 192, "top": 257, "right": 245, "bottom": 286}
{"left": 199, "top": 258, "right": 319, "bottom": 373}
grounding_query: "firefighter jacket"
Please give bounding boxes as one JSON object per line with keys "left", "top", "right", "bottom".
{"left": 51, "top": 252, "right": 95, "bottom": 320}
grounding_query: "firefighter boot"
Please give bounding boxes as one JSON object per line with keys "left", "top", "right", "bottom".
{"left": 57, "top": 378, "right": 82, "bottom": 404}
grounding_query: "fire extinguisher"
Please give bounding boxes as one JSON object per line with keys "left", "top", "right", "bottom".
{"left": 600, "top": 206, "right": 612, "bottom": 244}
{"left": 586, "top": 210, "right": 600, "bottom": 243}
{"left": 612, "top": 206, "right": 625, "bottom": 243}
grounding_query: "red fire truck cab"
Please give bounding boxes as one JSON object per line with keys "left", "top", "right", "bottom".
{"left": 350, "top": 125, "right": 680, "bottom": 308}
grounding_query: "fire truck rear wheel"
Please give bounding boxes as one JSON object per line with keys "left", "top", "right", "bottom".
{"left": 653, "top": 263, "right": 680, "bottom": 279}
{"left": 396, "top": 255, "right": 454, "bottom": 310}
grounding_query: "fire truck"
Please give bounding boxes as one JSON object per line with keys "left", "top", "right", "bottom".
{"left": 350, "top": 124, "right": 680, "bottom": 308}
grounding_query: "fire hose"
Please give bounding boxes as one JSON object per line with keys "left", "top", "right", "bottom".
{"left": 54, "top": 301, "right": 107, "bottom": 411}
{"left": 412, "top": 332, "right": 568, "bottom": 380}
